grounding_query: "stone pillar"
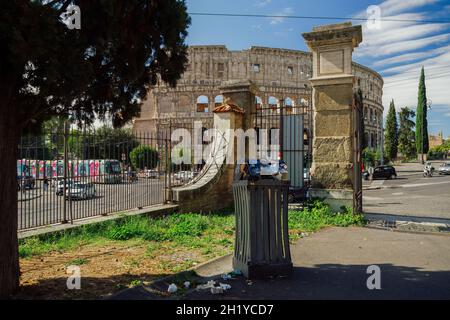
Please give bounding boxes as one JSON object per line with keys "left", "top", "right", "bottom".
{"left": 302, "top": 22, "right": 362, "bottom": 210}
{"left": 219, "top": 80, "right": 258, "bottom": 131}
{"left": 172, "top": 80, "right": 257, "bottom": 212}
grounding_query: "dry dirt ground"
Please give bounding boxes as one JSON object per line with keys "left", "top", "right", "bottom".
{"left": 15, "top": 239, "right": 232, "bottom": 300}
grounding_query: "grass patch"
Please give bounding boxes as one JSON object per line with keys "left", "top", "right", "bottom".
{"left": 66, "top": 258, "right": 89, "bottom": 266}
{"left": 19, "top": 211, "right": 235, "bottom": 259}
{"left": 19, "top": 201, "right": 362, "bottom": 259}
{"left": 288, "top": 200, "right": 364, "bottom": 240}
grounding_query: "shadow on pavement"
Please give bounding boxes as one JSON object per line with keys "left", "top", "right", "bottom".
{"left": 14, "top": 272, "right": 171, "bottom": 300}
{"left": 179, "top": 264, "right": 450, "bottom": 300}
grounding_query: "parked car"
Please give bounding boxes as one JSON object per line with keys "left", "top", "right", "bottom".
{"left": 438, "top": 162, "right": 450, "bottom": 175}
{"left": 56, "top": 179, "right": 74, "bottom": 196}
{"left": 125, "top": 170, "right": 138, "bottom": 182}
{"left": 364, "top": 165, "right": 397, "bottom": 180}
{"left": 174, "top": 171, "right": 194, "bottom": 182}
{"left": 146, "top": 169, "right": 159, "bottom": 179}
{"left": 66, "top": 183, "right": 96, "bottom": 200}
{"left": 17, "top": 175, "right": 35, "bottom": 191}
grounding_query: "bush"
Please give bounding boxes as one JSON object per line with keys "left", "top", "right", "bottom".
{"left": 362, "top": 147, "right": 390, "bottom": 167}
{"left": 427, "top": 145, "right": 449, "bottom": 160}
{"left": 129, "top": 145, "right": 159, "bottom": 170}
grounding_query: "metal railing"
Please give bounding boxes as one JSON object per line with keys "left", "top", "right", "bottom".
{"left": 17, "top": 128, "right": 171, "bottom": 230}
{"left": 156, "top": 118, "right": 211, "bottom": 188}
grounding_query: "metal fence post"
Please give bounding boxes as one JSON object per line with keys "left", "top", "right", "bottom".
{"left": 62, "top": 120, "right": 69, "bottom": 224}
{"left": 167, "top": 128, "right": 173, "bottom": 204}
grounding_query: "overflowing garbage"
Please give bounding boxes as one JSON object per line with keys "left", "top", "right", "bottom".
{"left": 242, "top": 159, "right": 288, "bottom": 181}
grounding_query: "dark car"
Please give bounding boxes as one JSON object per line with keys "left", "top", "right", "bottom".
{"left": 17, "top": 175, "right": 35, "bottom": 190}
{"left": 364, "top": 165, "right": 397, "bottom": 180}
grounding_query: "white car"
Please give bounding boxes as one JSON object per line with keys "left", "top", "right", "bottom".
{"left": 66, "top": 183, "right": 96, "bottom": 200}
{"left": 55, "top": 179, "right": 75, "bottom": 196}
{"left": 438, "top": 162, "right": 450, "bottom": 175}
{"left": 175, "top": 171, "right": 194, "bottom": 182}
{"left": 146, "top": 169, "right": 159, "bottom": 179}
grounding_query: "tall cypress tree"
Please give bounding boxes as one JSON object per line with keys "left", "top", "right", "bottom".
{"left": 415, "top": 66, "right": 429, "bottom": 161}
{"left": 384, "top": 99, "right": 398, "bottom": 160}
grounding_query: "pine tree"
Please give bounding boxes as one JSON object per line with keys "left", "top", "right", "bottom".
{"left": 384, "top": 99, "right": 398, "bottom": 160}
{"left": 0, "top": 0, "right": 190, "bottom": 298}
{"left": 398, "top": 107, "right": 416, "bottom": 159}
{"left": 415, "top": 66, "right": 429, "bottom": 162}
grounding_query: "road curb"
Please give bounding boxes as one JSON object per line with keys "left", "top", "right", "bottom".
{"left": 18, "top": 203, "right": 179, "bottom": 239}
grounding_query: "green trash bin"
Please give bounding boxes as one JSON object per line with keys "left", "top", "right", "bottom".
{"left": 232, "top": 179, "right": 293, "bottom": 279}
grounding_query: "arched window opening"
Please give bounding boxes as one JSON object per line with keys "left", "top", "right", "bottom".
{"left": 284, "top": 97, "right": 294, "bottom": 114}
{"left": 214, "top": 95, "right": 223, "bottom": 108}
{"left": 196, "top": 95, "right": 209, "bottom": 113}
{"left": 268, "top": 96, "right": 279, "bottom": 112}
{"left": 255, "top": 96, "right": 263, "bottom": 110}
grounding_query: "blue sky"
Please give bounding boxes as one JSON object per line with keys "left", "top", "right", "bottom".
{"left": 185, "top": 0, "right": 450, "bottom": 137}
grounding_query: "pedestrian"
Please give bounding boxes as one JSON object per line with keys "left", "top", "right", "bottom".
{"left": 43, "top": 178, "right": 49, "bottom": 191}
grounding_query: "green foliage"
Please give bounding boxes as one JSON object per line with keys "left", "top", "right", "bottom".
{"left": 86, "top": 126, "right": 139, "bottom": 160}
{"left": 18, "top": 135, "right": 53, "bottom": 160}
{"left": 2, "top": 1, "right": 191, "bottom": 296}
{"left": 398, "top": 107, "right": 417, "bottom": 160}
{"left": 362, "top": 147, "right": 377, "bottom": 167}
{"left": 19, "top": 212, "right": 234, "bottom": 258}
{"left": 129, "top": 145, "right": 159, "bottom": 170}
{"left": 66, "top": 258, "right": 88, "bottom": 266}
{"left": 427, "top": 143, "right": 450, "bottom": 160}
{"left": 288, "top": 200, "right": 364, "bottom": 236}
{"left": 384, "top": 99, "right": 398, "bottom": 160}
{"left": 19, "top": 202, "right": 363, "bottom": 259}
{"left": 415, "top": 67, "right": 429, "bottom": 155}
{"left": 4, "top": 0, "right": 191, "bottom": 131}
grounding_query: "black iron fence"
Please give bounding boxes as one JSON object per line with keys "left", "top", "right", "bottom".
{"left": 156, "top": 118, "right": 211, "bottom": 187}
{"left": 17, "top": 128, "right": 171, "bottom": 230}
{"left": 253, "top": 101, "right": 312, "bottom": 166}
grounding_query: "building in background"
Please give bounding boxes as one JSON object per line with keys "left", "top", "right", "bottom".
{"left": 429, "top": 131, "right": 444, "bottom": 148}
{"left": 133, "top": 45, "right": 384, "bottom": 150}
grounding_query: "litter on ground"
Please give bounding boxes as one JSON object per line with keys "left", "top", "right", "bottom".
{"left": 167, "top": 283, "right": 178, "bottom": 293}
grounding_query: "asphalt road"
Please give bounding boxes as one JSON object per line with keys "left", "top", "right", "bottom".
{"left": 363, "top": 163, "right": 450, "bottom": 221}
{"left": 18, "top": 179, "right": 166, "bottom": 230}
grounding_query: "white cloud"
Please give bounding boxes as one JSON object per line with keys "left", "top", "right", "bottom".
{"left": 255, "top": 0, "right": 271, "bottom": 7}
{"left": 377, "top": 0, "right": 438, "bottom": 16}
{"left": 269, "top": 7, "right": 294, "bottom": 25}
{"left": 373, "top": 45, "right": 450, "bottom": 68}
{"left": 352, "top": 0, "right": 450, "bottom": 122}
{"left": 354, "top": 0, "right": 439, "bottom": 18}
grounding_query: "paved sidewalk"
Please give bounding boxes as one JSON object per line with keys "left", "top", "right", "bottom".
{"left": 187, "top": 227, "right": 450, "bottom": 299}
{"left": 113, "top": 227, "right": 450, "bottom": 300}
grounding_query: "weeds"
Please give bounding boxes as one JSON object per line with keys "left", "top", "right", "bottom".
{"left": 19, "top": 201, "right": 363, "bottom": 258}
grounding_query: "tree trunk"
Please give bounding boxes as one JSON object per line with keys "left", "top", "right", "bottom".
{"left": 0, "top": 118, "right": 20, "bottom": 298}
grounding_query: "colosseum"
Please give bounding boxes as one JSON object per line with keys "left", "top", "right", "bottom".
{"left": 133, "top": 45, "right": 384, "bottom": 150}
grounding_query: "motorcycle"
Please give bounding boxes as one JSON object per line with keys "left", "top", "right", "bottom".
{"left": 423, "top": 166, "right": 434, "bottom": 177}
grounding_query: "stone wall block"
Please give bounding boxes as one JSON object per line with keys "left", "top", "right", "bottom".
{"left": 313, "top": 137, "right": 352, "bottom": 162}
